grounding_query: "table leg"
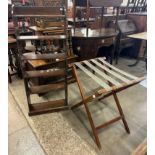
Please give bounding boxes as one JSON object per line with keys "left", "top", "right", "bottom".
{"left": 128, "top": 40, "right": 144, "bottom": 67}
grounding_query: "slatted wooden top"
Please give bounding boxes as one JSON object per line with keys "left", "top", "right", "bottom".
{"left": 127, "top": 32, "right": 147, "bottom": 40}
{"left": 73, "top": 57, "right": 145, "bottom": 94}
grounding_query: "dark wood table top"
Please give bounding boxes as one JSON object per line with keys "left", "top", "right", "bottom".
{"left": 72, "top": 28, "right": 118, "bottom": 39}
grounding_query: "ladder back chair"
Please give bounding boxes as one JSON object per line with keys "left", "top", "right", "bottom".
{"left": 69, "top": 57, "right": 145, "bottom": 149}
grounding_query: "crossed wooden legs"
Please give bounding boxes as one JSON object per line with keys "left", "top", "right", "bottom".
{"left": 71, "top": 65, "right": 130, "bottom": 149}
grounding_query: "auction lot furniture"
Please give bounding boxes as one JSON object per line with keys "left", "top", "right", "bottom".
{"left": 127, "top": 31, "right": 147, "bottom": 68}
{"left": 69, "top": 57, "right": 145, "bottom": 149}
{"left": 72, "top": 28, "right": 117, "bottom": 64}
{"left": 13, "top": 5, "right": 70, "bottom": 116}
{"left": 115, "top": 19, "right": 138, "bottom": 64}
{"left": 71, "top": 0, "right": 123, "bottom": 64}
{"left": 8, "top": 36, "right": 21, "bottom": 83}
{"left": 27, "top": 25, "right": 77, "bottom": 85}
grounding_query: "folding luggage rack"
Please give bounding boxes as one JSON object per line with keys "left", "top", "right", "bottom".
{"left": 69, "top": 57, "right": 145, "bottom": 148}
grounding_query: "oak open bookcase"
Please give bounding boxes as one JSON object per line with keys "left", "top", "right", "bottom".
{"left": 12, "top": 3, "right": 70, "bottom": 116}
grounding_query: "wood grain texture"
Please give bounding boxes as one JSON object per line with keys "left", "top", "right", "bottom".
{"left": 127, "top": 32, "right": 147, "bottom": 40}
{"left": 24, "top": 69, "right": 65, "bottom": 78}
{"left": 22, "top": 53, "right": 65, "bottom": 60}
{"left": 29, "top": 82, "right": 64, "bottom": 94}
{"left": 13, "top": 6, "right": 64, "bottom": 16}
{"left": 89, "top": 0, "right": 123, "bottom": 7}
{"left": 75, "top": 63, "right": 112, "bottom": 91}
{"left": 17, "top": 35, "right": 66, "bottom": 40}
{"left": 131, "top": 139, "right": 147, "bottom": 155}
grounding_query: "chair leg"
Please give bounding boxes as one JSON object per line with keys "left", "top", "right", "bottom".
{"left": 115, "top": 49, "right": 121, "bottom": 65}
{"left": 113, "top": 92, "right": 130, "bottom": 133}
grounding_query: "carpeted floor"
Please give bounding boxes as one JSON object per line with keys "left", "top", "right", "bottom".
{"left": 9, "top": 57, "right": 147, "bottom": 155}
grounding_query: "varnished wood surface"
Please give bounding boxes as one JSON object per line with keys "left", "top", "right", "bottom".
{"left": 24, "top": 69, "right": 65, "bottom": 78}
{"left": 127, "top": 32, "right": 147, "bottom": 40}
{"left": 29, "top": 26, "right": 72, "bottom": 32}
{"left": 89, "top": 0, "right": 123, "bottom": 7}
{"left": 70, "top": 57, "right": 145, "bottom": 148}
{"left": 29, "top": 82, "right": 65, "bottom": 94}
{"left": 22, "top": 52, "right": 65, "bottom": 60}
{"left": 8, "top": 36, "right": 16, "bottom": 44}
{"left": 75, "top": 0, "right": 123, "bottom": 7}
{"left": 28, "top": 56, "right": 77, "bottom": 68}
{"left": 72, "top": 28, "right": 118, "bottom": 38}
{"left": 17, "top": 35, "right": 66, "bottom": 40}
{"left": 13, "top": 6, "right": 65, "bottom": 17}
{"left": 131, "top": 139, "right": 147, "bottom": 155}
{"left": 127, "top": 13, "right": 147, "bottom": 32}
{"left": 29, "top": 26, "right": 63, "bottom": 32}
{"left": 74, "top": 57, "right": 144, "bottom": 93}
{"left": 29, "top": 27, "right": 118, "bottom": 39}
{"left": 68, "top": 17, "right": 95, "bottom": 23}
{"left": 127, "top": 12, "right": 147, "bottom": 16}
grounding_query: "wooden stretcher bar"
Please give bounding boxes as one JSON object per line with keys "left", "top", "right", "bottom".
{"left": 70, "top": 57, "right": 146, "bottom": 149}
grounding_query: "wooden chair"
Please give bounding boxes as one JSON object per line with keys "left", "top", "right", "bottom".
{"left": 115, "top": 19, "right": 138, "bottom": 64}
{"left": 69, "top": 57, "right": 145, "bottom": 149}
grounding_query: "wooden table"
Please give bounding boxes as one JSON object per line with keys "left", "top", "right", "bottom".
{"left": 72, "top": 28, "right": 118, "bottom": 64}
{"left": 127, "top": 32, "right": 147, "bottom": 67}
{"left": 127, "top": 32, "right": 147, "bottom": 40}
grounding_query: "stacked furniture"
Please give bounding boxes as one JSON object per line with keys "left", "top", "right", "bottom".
{"left": 13, "top": 4, "right": 70, "bottom": 116}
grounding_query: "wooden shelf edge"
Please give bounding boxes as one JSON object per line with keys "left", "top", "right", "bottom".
{"left": 29, "top": 106, "right": 69, "bottom": 116}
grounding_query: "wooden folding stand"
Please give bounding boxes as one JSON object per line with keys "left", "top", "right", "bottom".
{"left": 69, "top": 57, "right": 145, "bottom": 149}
